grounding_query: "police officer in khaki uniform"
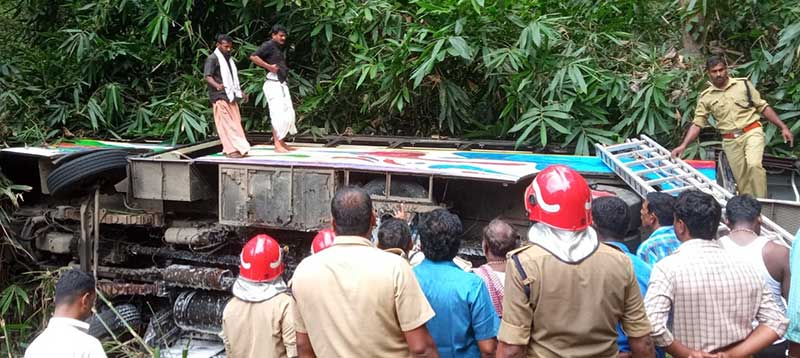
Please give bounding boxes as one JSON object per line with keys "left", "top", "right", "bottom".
{"left": 672, "top": 56, "right": 794, "bottom": 198}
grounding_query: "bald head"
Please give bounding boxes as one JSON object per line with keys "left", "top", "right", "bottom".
{"left": 331, "top": 186, "right": 374, "bottom": 236}
{"left": 482, "top": 218, "right": 519, "bottom": 259}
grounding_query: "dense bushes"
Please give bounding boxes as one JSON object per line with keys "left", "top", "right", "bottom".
{"left": 1, "top": 0, "right": 799, "bottom": 157}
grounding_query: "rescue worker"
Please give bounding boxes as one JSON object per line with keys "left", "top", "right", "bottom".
{"left": 291, "top": 186, "right": 439, "bottom": 358}
{"left": 25, "top": 269, "right": 106, "bottom": 358}
{"left": 204, "top": 34, "right": 251, "bottom": 158}
{"left": 221, "top": 234, "right": 296, "bottom": 358}
{"left": 497, "top": 165, "right": 655, "bottom": 358}
{"left": 671, "top": 55, "right": 794, "bottom": 198}
{"left": 310, "top": 228, "right": 335, "bottom": 254}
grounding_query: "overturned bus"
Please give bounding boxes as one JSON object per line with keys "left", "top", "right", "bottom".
{"left": 2, "top": 134, "right": 798, "bottom": 352}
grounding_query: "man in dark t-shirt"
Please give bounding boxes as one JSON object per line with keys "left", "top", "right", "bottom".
{"left": 249, "top": 24, "right": 297, "bottom": 153}
{"left": 203, "top": 34, "right": 251, "bottom": 158}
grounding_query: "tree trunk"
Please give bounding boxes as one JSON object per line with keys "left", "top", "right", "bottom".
{"left": 679, "top": 0, "right": 704, "bottom": 57}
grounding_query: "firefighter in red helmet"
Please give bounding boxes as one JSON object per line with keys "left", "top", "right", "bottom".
{"left": 311, "top": 228, "right": 335, "bottom": 254}
{"left": 221, "top": 234, "right": 297, "bottom": 358}
{"left": 497, "top": 165, "right": 655, "bottom": 358}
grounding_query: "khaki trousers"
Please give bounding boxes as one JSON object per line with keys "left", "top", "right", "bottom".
{"left": 722, "top": 127, "right": 767, "bottom": 198}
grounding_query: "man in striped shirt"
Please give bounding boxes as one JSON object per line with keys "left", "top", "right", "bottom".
{"left": 644, "top": 190, "right": 788, "bottom": 356}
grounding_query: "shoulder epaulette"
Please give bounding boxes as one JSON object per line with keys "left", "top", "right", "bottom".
{"left": 506, "top": 244, "right": 534, "bottom": 298}
{"left": 505, "top": 244, "right": 533, "bottom": 259}
{"left": 737, "top": 77, "right": 755, "bottom": 107}
{"left": 699, "top": 86, "right": 714, "bottom": 97}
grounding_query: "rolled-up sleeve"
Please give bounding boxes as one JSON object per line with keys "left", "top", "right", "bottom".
{"left": 643, "top": 264, "right": 675, "bottom": 347}
{"left": 497, "top": 259, "right": 534, "bottom": 345}
{"left": 755, "top": 284, "right": 789, "bottom": 337}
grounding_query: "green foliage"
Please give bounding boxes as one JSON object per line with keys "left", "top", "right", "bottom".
{"left": 0, "top": 270, "right": 58, "bottom": 357}
{"left": 0, "top": 0, "right": 799, "bottom": 156}
{"left": 0, "top": 172, "right": 30, "bottom": 240}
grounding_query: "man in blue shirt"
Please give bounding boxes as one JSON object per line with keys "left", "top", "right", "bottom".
{"left": 636, "top": 192, "right": 680, "bottom": 265}
{"left": 787, "top": 229, "right": 800, "bottom": 356}
{"left": 592, "top": 196, "right": 664, "bottom": 358}
{"left": 413, "top": 208, "right": 499, "bottom": 358}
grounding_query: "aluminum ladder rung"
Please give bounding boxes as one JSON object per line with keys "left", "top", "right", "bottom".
{"left": 625, "top": 155, "right": 669, "bottom": 167}
{"left": 631, "top": 164, "right": 679, "bottom": 176}
{"left": 613, "top": 147, "right": 658, "bottom": 159}
{"left": 604, "top": 140, "right": 646, "bottom": 153}
{"left": 595, "top": 135, "right": 794, "bottom": 244}
{"left": 646, "top": 174, "right": 691, "bottom": 186}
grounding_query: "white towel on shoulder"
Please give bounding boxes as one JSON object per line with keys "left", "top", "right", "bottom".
{"left": 214, "top": 48, "right": 243, "bottom": 102}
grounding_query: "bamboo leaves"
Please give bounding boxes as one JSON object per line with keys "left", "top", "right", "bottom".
{"left": 3, "top": 0, "right": 800, "bottom": 159}
{"left": 447, "top": 36, "right": 474, "bottom": 60}
{"left": 509, "top": 104, "right": 572, "bottom": 147}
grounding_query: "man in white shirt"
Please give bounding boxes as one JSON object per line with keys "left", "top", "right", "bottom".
{"left": 25, "top": 269, "right": 106, "bottom": 358}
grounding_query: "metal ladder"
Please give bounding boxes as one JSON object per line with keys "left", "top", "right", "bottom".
{"left": 595, "top": 135, "right": 793, "bottom": 244}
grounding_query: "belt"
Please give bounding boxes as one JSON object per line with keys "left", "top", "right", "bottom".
{"left": 721, "top": 121, "right": 761, "bottom": 139}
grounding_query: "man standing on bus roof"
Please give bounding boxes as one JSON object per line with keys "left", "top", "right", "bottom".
{"left": 204, "top": 34, "right": 251, "bottom": 158}
{"left": 671, "top": 55, "right": 794, "bottom": 198}
{"left": 250, "top": 24, "right": 297, "bottom": 153}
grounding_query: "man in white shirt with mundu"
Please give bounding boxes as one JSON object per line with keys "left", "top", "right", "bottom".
{"left": 25, "top": 269, "right": 106, "bottom": 358}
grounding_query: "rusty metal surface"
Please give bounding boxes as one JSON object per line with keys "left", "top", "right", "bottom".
{"left": 56, "top": 206, "right": 164, "bottom": 226}
{"left": 97, "top": 281, "right": 163, "bottom": 297}
{"left": 173, "top": 291, "right": 230, "bottom": 334}
{"left": 95, "top": 265, "right": 163, "bottom": 281}
{"left": 126, "top": 244, "right": 239, "bottom": 267}
{"left": 219, "top": 165, "right": 334, "bottom": 231}
{"left": 162, "top": 265, "right": 233, "bottom": 291}
{"left": 96, "top": 264, "right": 234, "bottom": 291}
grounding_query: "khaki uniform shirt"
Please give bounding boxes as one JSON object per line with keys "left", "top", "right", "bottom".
{"left": 692, "top": 77, "right": 769, "bottom": 133}
{"left": 221, "top": 293, "right": 297, "bottom": 358}
{"left": 291, "top": 235, "right": 435, "bottom": 357}
{"left": 498, "top": 243, "right": 652, "bottom": 358}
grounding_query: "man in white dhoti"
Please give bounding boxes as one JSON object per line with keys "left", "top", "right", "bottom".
{"left": 250, "top": 24, "right": 297, "bottom": 153}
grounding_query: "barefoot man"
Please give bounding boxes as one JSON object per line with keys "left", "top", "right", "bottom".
{"left": 250, "top": 25, "right": 297, "bottom": 153}
{"left": 204, "top": 34, "right": 251, "bottom": 158}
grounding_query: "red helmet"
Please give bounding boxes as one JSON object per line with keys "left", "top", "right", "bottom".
{"left": 239, "top": 234, "right": 284, "bottom": 282}
{"left": 524, "top": 165, "right": 592, "bottom": 231}
{"left": 311, "top": 228, "right": 336, "bottom": 254}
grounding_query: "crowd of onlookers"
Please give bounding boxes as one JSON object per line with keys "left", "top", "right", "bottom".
{"left": 23, "top": 164, "right": 800, "bottom": 358}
